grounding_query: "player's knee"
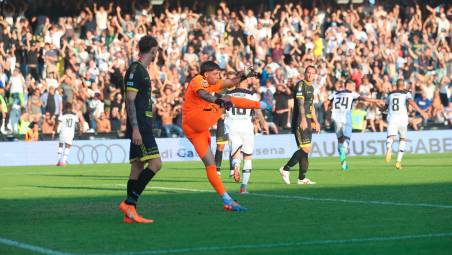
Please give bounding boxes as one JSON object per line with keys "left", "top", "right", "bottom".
{"left": 147, "top": 158, "right": 162, "bottom": 172}
{"left": 201, "top": 153, "right": 215, "bottom": 166}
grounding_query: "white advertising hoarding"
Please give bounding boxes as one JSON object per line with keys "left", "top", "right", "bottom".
{"left": 0, "top": 130, "right": 450, "bottom": 166}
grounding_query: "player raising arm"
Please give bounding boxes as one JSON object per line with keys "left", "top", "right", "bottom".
{"left": 325, "top": 79, "right": 384, "bottom": 170}
{"left": 182, "top": 61, "right": 262, "bottom": 212}
{"left": 384, "top": 78, "right": 428, "bottom": 169}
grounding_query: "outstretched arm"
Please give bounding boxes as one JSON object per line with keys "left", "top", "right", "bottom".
{"left": 221, "top": 67, "right": 258, "bottom": 89}
{"left": 358, "top": 96, "right": 384, "bottom": 106}
{"left": 408, "top": 99, "right": 428, "bottom": 119}
{"left": 197, "top": 89, "right": 218, "bottom": 103}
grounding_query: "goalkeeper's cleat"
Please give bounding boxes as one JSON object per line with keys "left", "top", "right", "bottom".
{"left": 123, "top": 214, "right": 149, "bottom": 224}
{"left": 385, "top": 149, "right": 392, "bottom": 163}
{"left": 118, "top": 201, "right": 154, "bottom": 224}
{"left": 56, "top": 161, "right": 65, "bottom": 167}
{"left": 239, "top": 184, "right": 248, "bottom": 194}
{"left": 279, "top": 166, "right": 291, "bottom": 184}
{"left": 297, "top": 178, "right": 316, "bottom": 185}
{"left": 123, "top": 215, "right": 134, "bottom": 224}
{"left": 339, "top": 145, "right": 346, "bottom": 163}
{"left": 395, "top": 161, "right": 402, "bottom": 170}
{"left": 232, "top": 163, "right": 241, "bottom": 183}
{"left": 223, "top": 199, "right": 247, "bottom": 212}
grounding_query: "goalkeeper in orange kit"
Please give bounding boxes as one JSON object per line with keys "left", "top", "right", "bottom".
{"left": 182, "top": 61, "right": 262, "bottom": 211}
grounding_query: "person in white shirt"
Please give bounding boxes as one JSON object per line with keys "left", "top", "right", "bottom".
{"left": 241, "top": 9, "right": 257, "bottom": 36}
{"left": 327, "top": 79, "right": 382, "bottom": 170}
{"left": 224, "top": 82, "right": 265, "bottom": 193}
{"left": 57, "top": 103, "right": 81, "bottom": 166}
{"left": 384, "top": 79, "right": 428, "bottom": 170}
{"left": 8, "top": 69, "right": 25, "bottom": 95}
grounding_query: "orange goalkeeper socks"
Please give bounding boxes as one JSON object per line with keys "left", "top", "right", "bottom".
{"left": 206, "top": 164, "right": 226, "bottom": 195}
{"left": 230, "top": 97, "right": 260, "bottom": 109}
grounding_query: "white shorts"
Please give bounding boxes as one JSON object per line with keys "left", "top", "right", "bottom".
{"left": 59, "top": 133, "right": 74, "bottom": 145}
{"left": 387, "top": 121, "right": 408, "bottom": 138}
{"left": 334, "top": 121, "right": 352, "bottom": 139}
{"left": 228, "top": 132, "right": 254, "bottom": 156}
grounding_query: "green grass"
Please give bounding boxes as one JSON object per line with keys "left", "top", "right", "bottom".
{"left": 1, "top": 153, "right": 452, "bottom": 255}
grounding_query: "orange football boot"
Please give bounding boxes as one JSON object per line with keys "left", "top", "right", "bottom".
{"left": 118, "top": 201, "right": 154, "bottom": 223}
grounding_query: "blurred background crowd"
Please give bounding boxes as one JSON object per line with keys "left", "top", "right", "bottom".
{"left": 0, "top": 0, "right": 451, "bottom": 141}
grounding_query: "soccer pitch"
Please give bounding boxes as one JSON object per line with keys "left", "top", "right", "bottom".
{"left": 1, "top": 153, "right": 451, "bottom": 255}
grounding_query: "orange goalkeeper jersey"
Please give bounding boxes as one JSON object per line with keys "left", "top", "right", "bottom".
{"left": 182, "top": 74, "right": 224, "bottom": 120}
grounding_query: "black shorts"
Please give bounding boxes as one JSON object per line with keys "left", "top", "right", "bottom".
{"left": 215, "top": 118, "right": 228, "bottom": 145}
{"left": 129, "top": 133, "right": 160, "bottom": 163}
{"left": 293, "top": 120, "right": 312, "bottom": 148}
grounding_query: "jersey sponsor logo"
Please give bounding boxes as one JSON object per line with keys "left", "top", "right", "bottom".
{"left": 127, "top": 81, "right": 134, "bottom": 86}
{"left": 71, "top": 144, "right": 127, "bottom": 164}
{"left": 201, "top": 79, "right": 208, "bottom": 88}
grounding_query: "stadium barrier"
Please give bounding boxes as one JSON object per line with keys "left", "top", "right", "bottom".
{"left": 0, "top": 130, "right": 451, "bottom": 166}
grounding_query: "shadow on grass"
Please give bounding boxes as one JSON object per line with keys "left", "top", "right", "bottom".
{"left": 1, "top": 182, "right": 452, "bottom": 255}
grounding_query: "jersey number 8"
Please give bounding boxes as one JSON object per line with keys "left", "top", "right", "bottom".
{"left": 392, "top": 98, "right": 399, "bottom": 111}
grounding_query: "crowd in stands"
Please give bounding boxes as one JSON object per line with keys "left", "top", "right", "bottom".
{"left": 0, "top": 0, "right": 451, "bottom": 141}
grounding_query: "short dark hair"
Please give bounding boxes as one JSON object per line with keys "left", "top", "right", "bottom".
{"left": 345, "top": 78, "right": 355, "bottom": 85}
{"left": 138, "top": 35, "right": 158, "bottom": 54}
{"left": 200, "top": 61, "right": 221, "bottom": 75}
{"left": 305, "top": 65, "right": 317, "bottom": 73}
{"left": 64, "top": 103, "right": 73, "bottom": 113}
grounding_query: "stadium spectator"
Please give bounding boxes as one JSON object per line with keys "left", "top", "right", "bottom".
{"left": 351, "top": 102, "right": 367, "bottom": 132}
{"left": 42, "top": 111, "right": 56, "bottom": 137}
{"left": 0, "top": 88, "right": 6, "bottom": 136}
{"left": 273, "top": 84, "right": 291, "bottom": 130}
{"left": 25, "top": 121, "right": 39, "bottom": 141}
{"left": 28, "top": 89, "right": 42, "bottom": 121}
{"left": 0, "top": 0, "right": 450, "bottom": 141}
{"left": 41, "top": 86, "right": 62, "bottom": 117}
{"left": 96, "top": 112, "right": 111, "bottom": 133}
{"left": 416, "top": 91, "right": 433, "bottom": 120}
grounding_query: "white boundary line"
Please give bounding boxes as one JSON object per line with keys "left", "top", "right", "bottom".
{"left": 6, "top": 183, "right": 451, "bottom": 209}
{"left": 147, "top": 186, "right": 452, "bottom": 209}
{"left": 0, "top": 237, "right": 73, "bottom": 255}
{"left": 90, "top": 232, "right": 452, "bottom": 255}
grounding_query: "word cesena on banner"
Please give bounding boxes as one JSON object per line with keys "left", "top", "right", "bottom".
{"left": 0, "top": 130, "right": 451, "bottom": 166}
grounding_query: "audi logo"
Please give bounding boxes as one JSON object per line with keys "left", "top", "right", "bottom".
{"left": 70, "top": 144, "right": 127, "bottom": 164}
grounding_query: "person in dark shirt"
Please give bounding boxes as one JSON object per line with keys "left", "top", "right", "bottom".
{"left": 279, "top": 66, "right": 320, "bottom": 185}
{"left": 110, "top": 106, "right": 121, "bottom": 132}
{"left": 273, "top": 84, "right": 291, "bottom": 129}
{"left": 118, "top": 36, "right": 162, "bottom": 224}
